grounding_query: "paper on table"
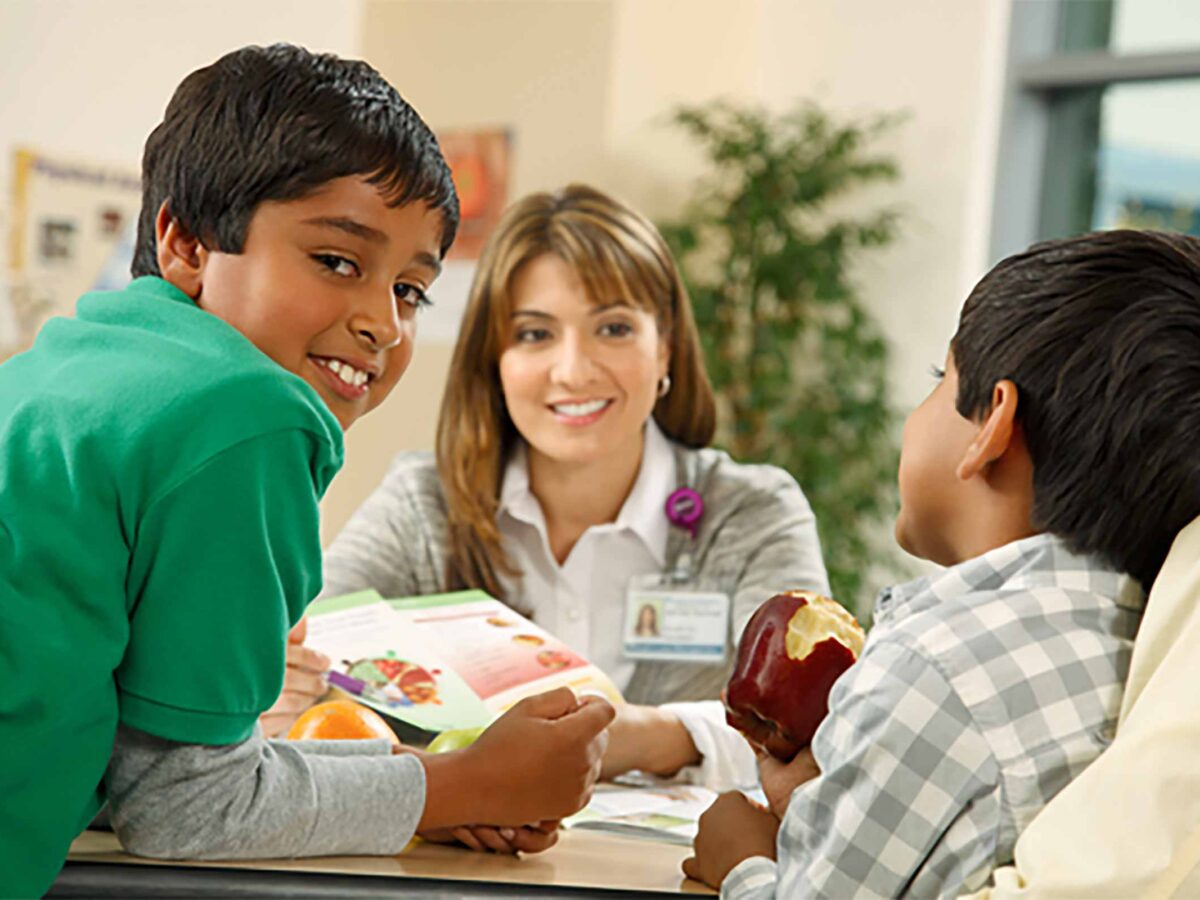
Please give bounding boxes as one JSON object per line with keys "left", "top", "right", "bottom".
{"left": 306, "top": 589, "right": 623, "bottom": 736}
{"left": 564, "top": 784, "right": 719, "bottom": 846}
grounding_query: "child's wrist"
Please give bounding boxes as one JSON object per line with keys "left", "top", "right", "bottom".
{"left": 414, "top": 748, "right": 490, "bottom": 831}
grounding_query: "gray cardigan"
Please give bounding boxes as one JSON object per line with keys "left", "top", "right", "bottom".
{"left": 323, "top": 444, "right": 830, "bottom": 706}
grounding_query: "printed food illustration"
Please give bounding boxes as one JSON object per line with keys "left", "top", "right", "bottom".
{"left": 536, "top": 649, "right": 572, "bottom": 670}
{"left": 346, "top": 653, "right": 443, "bottom": 706}
{"left": 511, "top": 633, "right": 545, "bottom": 647}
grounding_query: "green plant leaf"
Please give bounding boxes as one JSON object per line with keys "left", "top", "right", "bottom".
{"left": 661, "top": 100, "right": 905, "bottom": 614}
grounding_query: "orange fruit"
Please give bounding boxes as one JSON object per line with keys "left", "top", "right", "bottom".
{"left": 287, "top": 700, "right": 400, "bottom": 746}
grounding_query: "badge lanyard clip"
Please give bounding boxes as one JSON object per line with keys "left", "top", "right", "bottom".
{"left": 664, "top": 487, "right": 703, "bottom": 583}
{"left": 622, "top": 485, "right": 727, "bottom": 665}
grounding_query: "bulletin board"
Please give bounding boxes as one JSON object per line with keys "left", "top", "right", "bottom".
{"left": 3, "top": 147, "right": 140, "bottom": 358}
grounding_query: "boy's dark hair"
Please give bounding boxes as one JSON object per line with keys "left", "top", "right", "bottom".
{"left": 131, "top": 43, "right": 459, "bottom": 276}
{"left": 953, "top": 229, "right": 1200, "bottom": 590}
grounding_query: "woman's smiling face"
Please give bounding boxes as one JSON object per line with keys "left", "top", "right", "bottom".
{"left": 498, "top": 253, "right": 668, "bottom": 468}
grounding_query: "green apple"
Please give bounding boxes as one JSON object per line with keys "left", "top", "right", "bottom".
{"left": 425, "top": 725, "right": 486, "bottom": 754}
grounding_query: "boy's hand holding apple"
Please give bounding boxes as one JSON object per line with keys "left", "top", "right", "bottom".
{"left": 723, "top": 590, "right": 864, "bottom": 760}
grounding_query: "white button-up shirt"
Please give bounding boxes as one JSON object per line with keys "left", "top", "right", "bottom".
{"left": 497, "top": 420, "right": 674, "bottom": 692}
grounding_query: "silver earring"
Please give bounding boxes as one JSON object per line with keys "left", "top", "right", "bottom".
{"left": 657, "top": 374, "right": 672, "bottom": 398}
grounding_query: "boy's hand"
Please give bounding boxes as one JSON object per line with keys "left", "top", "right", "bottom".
{"left": 417, "top": 687, "right": 614, "bottom": 831}
{"left": 682, "top": 791, "right": 779, "bottom": 889}
{"left": 758, "top": 746, "right": 820, "bottom": 819}
{"left": 421, "top": 820, "right": 560, "bottom": 854}
{"left": 259, "top": 616, "right": 330, "bottom": 737}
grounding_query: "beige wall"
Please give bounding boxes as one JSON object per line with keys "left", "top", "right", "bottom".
{"left": 326, "top": 0, "right": 1008, "bottom": 559}
{"left": 0, "top": 0, "right": 363, "bottom": 263}
{"left": 327, "top": 0, "right": 624, "bottom": 542}
{"left": 0, "top": 0, "right": 1010, "bottom": 569}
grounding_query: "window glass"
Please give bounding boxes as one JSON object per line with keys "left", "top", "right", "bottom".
{"left": 1095, "top": 79, "right": 1200, "bottom": 234}
{"left": 1110, "top": 0, "right": 1200, "bottom": 54}
{"left": 1060, "top": 0, "right": 1200, "bottom": 54}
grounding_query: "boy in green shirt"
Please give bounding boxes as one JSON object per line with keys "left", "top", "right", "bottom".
{"left": 0, "top": 44, "right": 613, "bottom": 897}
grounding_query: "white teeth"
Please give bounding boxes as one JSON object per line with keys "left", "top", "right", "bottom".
{"left": 319, "top": 357, "right": 370, "bottom": 389}
{"left": 553, "top": 399, "right": 609, "bottom": 417}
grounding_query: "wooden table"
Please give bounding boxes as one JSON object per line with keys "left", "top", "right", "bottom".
{"left": 53, "top": 828, "right": 715, "bottom": 897}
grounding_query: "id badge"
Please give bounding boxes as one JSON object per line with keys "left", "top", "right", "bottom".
{"left": 623, "top": 574, "right": 730, "bottom": 664}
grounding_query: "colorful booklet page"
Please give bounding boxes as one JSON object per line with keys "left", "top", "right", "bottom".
{"left": 563, "top": 784, "right": 718, "bottom": 846}
{"left": 306, "top": 589, "right": 623, "bottom": 735}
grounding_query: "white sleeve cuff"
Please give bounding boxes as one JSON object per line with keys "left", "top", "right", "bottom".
{"left": 660, "top": 700, "right": 759, "bottom": 791}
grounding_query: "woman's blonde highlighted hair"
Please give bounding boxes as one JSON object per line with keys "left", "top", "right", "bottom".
{"left": 436, "top": 184, "right": 716, "bottom": 605}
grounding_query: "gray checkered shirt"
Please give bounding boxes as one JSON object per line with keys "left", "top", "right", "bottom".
{"left": 722, "top": 534, "right": 1143, "bottom": 899}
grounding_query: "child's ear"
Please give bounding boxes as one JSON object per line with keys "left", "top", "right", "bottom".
{"left": 154, "top": 201, "right": 208, "bottom": 298}
{"left": 956, "top": 379, "right": 1020, "bottom": 481}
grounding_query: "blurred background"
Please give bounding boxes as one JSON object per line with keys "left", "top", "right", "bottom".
{"left": 2, "top": 0, "right": 1197, "bottom": 610}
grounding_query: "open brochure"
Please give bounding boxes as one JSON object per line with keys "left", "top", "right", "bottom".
{"left": 305, "top": 589, "right": 623, "bottom": 738}
{"left": 563, "top": 783, "right": 718, "bottom": 845}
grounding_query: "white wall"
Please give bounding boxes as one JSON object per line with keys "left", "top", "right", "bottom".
{"left": 0, "top": 0, "right": 363, "bottom": 237}
{"left": 0, "top": 0, "right": 1010, "bottom": 580}
{"left": 751, "top": 0, "right": 1011, "bottom": 410}
{"left": 349, "top": 0, "right": 1009, "bottom": 584}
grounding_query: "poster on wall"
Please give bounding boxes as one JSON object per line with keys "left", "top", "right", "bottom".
{"left": 3, "top": 148, "right": 141, "bottom": 360}
{"left": 421, "top": 128, "right": 511, "bottom": 343}
{"left": 441, "top": 128, "right": 511, "bottom": 262}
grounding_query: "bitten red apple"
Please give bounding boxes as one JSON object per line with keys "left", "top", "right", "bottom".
{"left": 724, "top": 590, "right": 865, "bottom": 760}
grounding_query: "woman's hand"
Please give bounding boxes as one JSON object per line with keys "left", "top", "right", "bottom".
{"left": 259, "top": 616, "right": 331, "bottom": 738}
{"left": 600, "top": 703, "right": 700, "bottom": 780}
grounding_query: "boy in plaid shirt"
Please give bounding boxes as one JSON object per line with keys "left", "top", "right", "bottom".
{"left": 685, "top": 231, "right": 1200, "bottom": 898}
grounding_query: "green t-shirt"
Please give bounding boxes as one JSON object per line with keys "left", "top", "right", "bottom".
{"left": 0, "top": 277, "right": 343, "bottom": 897}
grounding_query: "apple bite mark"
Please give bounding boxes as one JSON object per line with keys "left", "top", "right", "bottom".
{"left": 784, "top": 593, "right": 865, "bottom": 661}
{"left": 724, "top": 591, "right": 865, "bottom": 761}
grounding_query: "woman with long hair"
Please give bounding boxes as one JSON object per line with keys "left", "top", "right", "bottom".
{"left": 268, "top": 184, "right": 828, "bottom": 788}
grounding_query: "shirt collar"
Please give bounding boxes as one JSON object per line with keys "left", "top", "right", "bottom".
{"left": 615, "top": 419, "right": 674, "bottom": 566}
{"left": 497, "top": 420, "right": 675, "bottom": 566}
{"left": 498, "top": 441, "right": 539, "bottom": 526}
{"left": 872, "top": 532, "right": 1143, "bottom": 625}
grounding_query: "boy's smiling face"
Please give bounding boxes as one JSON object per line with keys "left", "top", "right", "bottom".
{"left": 160, "top": 176, "right": 444, "bottom": 430}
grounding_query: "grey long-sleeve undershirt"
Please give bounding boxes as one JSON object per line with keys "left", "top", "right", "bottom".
{"left": 105, "top": 724, "right": 426, "bottom": 860}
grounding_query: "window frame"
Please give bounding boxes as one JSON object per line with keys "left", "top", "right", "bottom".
{"left": 989, "top": 0, "right": 1200, "bottom": 261}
